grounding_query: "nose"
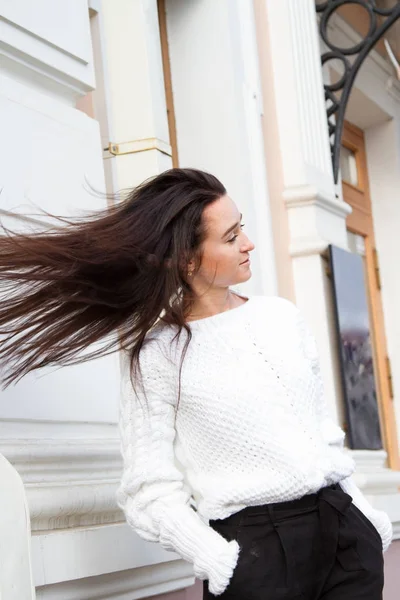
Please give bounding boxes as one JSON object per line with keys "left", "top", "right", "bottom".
{"left": 241, "top": 234, "right": 255, "bottom": 253}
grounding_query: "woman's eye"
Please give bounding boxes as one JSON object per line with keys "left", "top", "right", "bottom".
{"left": 228, "top": 223, "right": 245, "bottom": 243}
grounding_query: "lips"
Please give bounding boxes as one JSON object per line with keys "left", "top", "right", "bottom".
{"left": 240, "top": 258, "right": 250, "bottom": 265}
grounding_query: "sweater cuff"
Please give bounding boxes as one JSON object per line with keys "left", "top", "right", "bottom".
{"left": 202, "top": 539, "right": 241, "bottom": 596}
{"left": 368, "top": 509, "right": 393, "bottom": 553}
{"left": 154, "top": 501, "right": 241, "bottom": 595}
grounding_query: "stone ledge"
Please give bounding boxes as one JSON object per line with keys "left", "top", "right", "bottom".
{"left": 32, "top": 522, "right": 195, "bottom": 597}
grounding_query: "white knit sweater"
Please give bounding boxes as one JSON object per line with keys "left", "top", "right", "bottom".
{"left": 116, "top": 294, "right": 392, "bottom": 596}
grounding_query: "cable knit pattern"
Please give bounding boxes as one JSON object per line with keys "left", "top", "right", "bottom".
{"left": 116, "top": 294, "right": 392, "bottom": 595}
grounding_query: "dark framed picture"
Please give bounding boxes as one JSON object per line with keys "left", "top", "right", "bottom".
{"left": 329, "top": 244, "right": 383, "bottom": 450}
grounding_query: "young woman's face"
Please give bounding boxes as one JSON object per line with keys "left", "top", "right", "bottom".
{"left": 192, "top": 194, "right": 255, "bottom": 288}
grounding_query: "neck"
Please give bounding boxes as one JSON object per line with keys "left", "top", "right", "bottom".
{"left": 186, "top": 289, "right": 236, "bottom": 322}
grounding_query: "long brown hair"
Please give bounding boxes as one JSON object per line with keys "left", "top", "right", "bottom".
{"left": 0, "top": 168, "right": 226, "bottom": 397}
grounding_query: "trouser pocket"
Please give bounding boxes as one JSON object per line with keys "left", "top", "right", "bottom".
{"left": 351, "top": 504, "right": 382, "bottom": 545}
{"left": 210, "top": 517, "right": 305, "bottom": 599}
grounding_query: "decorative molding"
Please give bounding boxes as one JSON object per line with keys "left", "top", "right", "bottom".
{"left": 34, "top": 560, "right": 196, "bottom": 600}
{"left": 0, "top": 437, "right": 120, "bottom": 481}
{"left": 0, "top": 12, "right": 95, "bottom": 98}
{"left": 345, "top": 449, "right": 400, "bottom": 539}
{"left": 316, "top": 0, "right": 400, "bottom": 182}
{"left": 1, "top": 431, "right": 195, "bottom": 596}
{"left": 351, "top": 448, "right": 388, "bottom": 471}
{"left": 288, "top": 0, "right": 334, "bottom": 181}
{"left": 349, "top": 449, "right": 400, "bottom": 493}
{"left": 0, "top": 418, "right": 117, "bottom": 440}
{"left": 288, "top": 239, "right": 331, "bottom": 258}
{"left": 327, "top": 13, "right": 400, "bottom": 107}
{"left": 27, "top": 481, "right": 121, "bottom": 531}
{"left": 0, "top": 454, "right": 35, "bottom": 599}
{"left": 283, "top": 184, "right": 352, "bottom": 257}
{"left": 283, "top": 184, "right": 352, "bottom": 219}
{"left": 393, "top": 523, "right": 400, "bottom": 539}
{"left": 0, "top": 436, "right": 122, "bottom": 531}
{"left": 264, "top": 0, "right": 335, "bottom": 204}
{"left": 32, "top": 522, "right": 195, "bottom": 594}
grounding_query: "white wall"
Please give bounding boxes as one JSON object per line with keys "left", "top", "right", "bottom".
{"left": 0, "top": 73, "right": 120, "bottom": 423}
{"left": 0, "top": 1, "right": 120, "bottom": 424}
{"left": 0, "top": 1, "right": 132, "bottom": 597}
{"left": 165, "top": 0, "right": 277, "bottom": 297}
{"left": 366, "top": 119, "right": 400, "bottom": 449}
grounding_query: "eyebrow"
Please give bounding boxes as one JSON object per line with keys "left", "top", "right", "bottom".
{"left": 222, "top": 213, "right": 242, "bottom": 239}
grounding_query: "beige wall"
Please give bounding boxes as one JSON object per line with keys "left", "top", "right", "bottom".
{"left": 384, "top": 541, "right": 400, "bottom": 600}
{"left": 252, "top": 0, "right": 295, "bottom": 302}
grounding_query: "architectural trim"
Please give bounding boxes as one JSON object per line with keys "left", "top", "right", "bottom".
{"left": 283, "top": 184, "right": 352, "bottom": 219}
{"left": 316, "top": 1, "right": 400, "bottom": 182}
{"left": 0, "top": 429, "right": 196, "bottom": 595}
{"left": 0, "top": 454, "right": 35, "bottom": 599}
{"left": 326, "top": 13, "right": 400, "bottom": 112}
{"left": 32, "top": 524, "right": 195, "bottom": 595}
{"left": 35, "top": 561, "right": 195, "bottom": 600}
{"left": 31, "top": 523, "right": 193, "bottom": 588}
{"left": 347, "top": 449, "right": 400, "bottom": 539}
{"left": 0, "top": 15, "right": 95, "bottom": 97}
{"left": 0, "top": 436, "right": 121, "bottom": 530}
{"left": 351, "top": 449, "right": 400, "bottom": 492}
{"left": 283, "top": 184, "right": 352, "bottom": 257}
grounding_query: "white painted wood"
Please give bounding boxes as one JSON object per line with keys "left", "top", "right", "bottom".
{"left": 98, "top": 0, "right": 173, "bottom": 192}
{"left": 0, "top": 0, "right": 94, "bottom": 97}
{"left": 0, "top": 454, "right": 36, "bottom": 599}
{"left": 0, "top": 73, "right": 120, "bottom": 423}
{"left": 0, "top": 427, "right": 194, "bottom": 594}
{"left": 0, "top": 436, "right": 121, "bottom": 529}
{"left": 265, "top": 0, "right": 335, "bottom": 198}
{"left": 34, "top": 559, "right": 195, "bottom": 600}
{"left": 0, "top": 72, "right": 105, "bottom": 219}
{"left": 0, "top": 419, "right": 116, "bottom": 440}
{"left": 31, "top": 523, "right": 191, "bottom": 589}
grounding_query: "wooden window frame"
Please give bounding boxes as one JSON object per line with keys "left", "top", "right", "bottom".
{"left": 342, "top": 120, "right": 399, "bottom": 469}
{"left": 157, "top": 0, "right": 179, "bottom": 168}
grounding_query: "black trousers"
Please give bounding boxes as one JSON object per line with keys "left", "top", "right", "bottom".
{"left": 203, "top": 483, "right": 384, "bottom": 599}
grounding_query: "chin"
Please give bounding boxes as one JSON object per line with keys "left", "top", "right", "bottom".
{"left": 234, "top": 270, "right": 252, "bottom": 284}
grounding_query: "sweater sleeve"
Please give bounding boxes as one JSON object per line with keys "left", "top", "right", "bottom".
{"left": 115, "top": 342, "right": 240, "bottom": 596}
{"left": 292, "top": 301, "right": 393, "bottom": 553}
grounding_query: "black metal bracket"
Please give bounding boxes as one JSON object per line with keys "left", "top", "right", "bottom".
{"left": 316, "top": 0, "right": 400, "bottom": 183}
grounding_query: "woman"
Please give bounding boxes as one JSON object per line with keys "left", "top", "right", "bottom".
{"left": 0, "top": 168, "right": 392, "bottom": 599}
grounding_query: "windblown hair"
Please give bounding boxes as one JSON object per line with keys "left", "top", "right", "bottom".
{"left": 0, "top": 168, "right": 226, "bottom": 398}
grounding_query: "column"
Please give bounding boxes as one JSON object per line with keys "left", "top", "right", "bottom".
{"left": 262, "top": 0, "right": 351, "bottom": 423}
{"left": 99, "top": 0, "right": 173, "bottom": 192}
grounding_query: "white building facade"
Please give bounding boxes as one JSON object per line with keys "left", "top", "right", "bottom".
{"left": 0, "top": 1, "right": 399, "bottom": 599}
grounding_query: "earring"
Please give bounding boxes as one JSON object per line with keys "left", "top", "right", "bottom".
{"left": 187, "top": 269, "right": 193, "bottom": 277}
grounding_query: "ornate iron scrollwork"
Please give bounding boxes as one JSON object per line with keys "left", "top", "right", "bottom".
{"left": 316, "top": 0, "right": 400, "bottom": 183}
